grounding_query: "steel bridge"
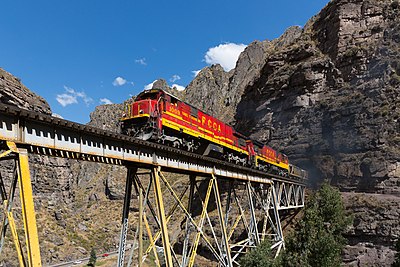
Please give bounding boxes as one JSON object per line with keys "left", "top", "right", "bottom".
{"left": 0, "top": 104, "right": 306, "bottom": 267}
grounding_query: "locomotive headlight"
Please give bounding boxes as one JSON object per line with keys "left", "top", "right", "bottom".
{"left": 139, "top": 109, "right": 144, "bottom": 114}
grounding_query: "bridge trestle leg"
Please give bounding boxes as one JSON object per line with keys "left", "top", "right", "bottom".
{"left": 126, "top": 171, "right": 155, "bottom": 267}
{"left": 117, "top": 166, "right": 137, "bottom": 267}
{"left": 246, "top": 181, "right": 260, "bottom": 247}
{"left": 152, "top": 167, "right": 173, "bottom": 267}
{"left": 228, "top": 181, "right": 285, "bottom": 261}
{"left": 138, "top": 185, "right": 143, "bottom": 267}
{"left": 271, "top": 185, "right": 284, "bottom": 255}
{"left": 212, "top": 174, "right": 233, "bottom": 267}
{"left": 17, "top": 147, "right": 43, "bottom": 267}
{"left": 181, "top": 175, "right": 195, "bottom": 267}
{"left": 0, "top": 152, "right": 26, "bottom": 266}
{"left": 0, "top": 142, "right": 42, "bottom": 267}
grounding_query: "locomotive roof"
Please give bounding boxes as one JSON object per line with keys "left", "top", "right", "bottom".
{"left": 139, "top": 88, "right": 183, "bottom": 102}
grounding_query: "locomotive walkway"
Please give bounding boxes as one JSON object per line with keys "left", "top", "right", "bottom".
{"left": 0, "top": 104, "right": 306, "bottom": 267}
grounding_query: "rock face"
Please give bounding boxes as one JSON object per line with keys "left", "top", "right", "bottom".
{"left": 231, "top": 0, "right": 399, "bottom": 265}
{"left": 180, "top": 27, "right": 304, "bottom": 125}
{"left": 235, "top": 0, "right": 400, "bottom": 191}
{"left": 182, "top": 64, "right": 231, "bottom": 118}
{"left": 0, "top": 68, "right": 51, "bottom": 114}
{"left": 88, "top": 102, "right": 124, "bottom": 131}
{"left": 342, "top": 193, "right": 399, "bottom": 266}
{"left": 181, "top": 39, "right": 276, "bottom": 124}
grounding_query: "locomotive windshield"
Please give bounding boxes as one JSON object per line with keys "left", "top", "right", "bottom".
{"left": 136, "top": 90, "right": 160, "bottom": 101}
{"left": 137, "top": 93, "right": 158, "bottom": 100}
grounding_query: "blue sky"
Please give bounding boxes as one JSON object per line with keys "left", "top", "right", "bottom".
{"left": 1, "top": 0, "right": 329, "bottom": 124}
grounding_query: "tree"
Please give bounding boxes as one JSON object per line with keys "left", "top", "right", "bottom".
{"left": 279, "top": 182, "right": 352, "bottom": 267}
{"left": 393, "top": 238, "right": 400, "bottom": 267}
{"left": 239, "top": 240, "right": 277, "bottom": 267}
{"left": 87, "top": 248, "right": 97, "bottom": 267}
{"left": 239, "top": 182, "right": 352, "bottom": 267}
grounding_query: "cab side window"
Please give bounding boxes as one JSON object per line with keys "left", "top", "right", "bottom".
{"left": 171, "top": 97, "right": 179, "bottom": 105}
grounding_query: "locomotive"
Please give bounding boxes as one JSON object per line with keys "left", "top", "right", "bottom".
{"left": 120, "top": 89, "right": 307, "bottom": 180}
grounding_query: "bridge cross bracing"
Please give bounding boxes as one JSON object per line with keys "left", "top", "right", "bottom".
{"left": 0, "top": 104, "right": 306, "bottom": 266}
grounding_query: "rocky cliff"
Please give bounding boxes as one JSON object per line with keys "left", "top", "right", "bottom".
{"left": 0, "top": 68, "right": 51, "bottom": 115}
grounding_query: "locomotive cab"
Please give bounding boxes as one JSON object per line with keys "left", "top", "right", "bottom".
{"left": 121, "top": 89, "right": 164, "bottom": 140}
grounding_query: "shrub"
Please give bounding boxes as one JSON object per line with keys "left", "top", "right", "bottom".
{"left": 240, "top": 182, "right": 352, "bottom": 267}
{"left": 240, "top": 240, "right": 277, "bottom": 267}
{"left": 87, "top": 248, "right": 97, "bottom": 267}
{"left": 279, "top": 182, "right": 352, "bottom": 267}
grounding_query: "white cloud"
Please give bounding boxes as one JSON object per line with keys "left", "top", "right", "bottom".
{"left": 56, "top": 86, "right": 93, "bottom": 107}
{"left": 113, "top": 77, "right": 127, "bottom": 86}
{"left": 172, "top": 84, "right": 185, "bottom": 91}
{"left": 76, "top": 92, "right": 93, "bottom": 105}
{"left": 204, "top": 43, "right": 247, "bottom": 71}
{"left": 169, "top": 75, "right": 181, "bottom": 82}
{"left": 144, "top": 80, "right": 157, "bottom": 90}
{"left": 100, "top": 98, "right": 113, "bottom": 105}
{"left": 135, "top": 58, "right": 147, "bottom": 65}
{"left": 56, "top": 93, "right": 78, "bottom": 107}
{"left": 192, "top": 70, "right": 201, "bottom": 77}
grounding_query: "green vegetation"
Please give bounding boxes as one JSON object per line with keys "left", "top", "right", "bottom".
{"left": 280, "top": 183, "right": 352, "bottom": 267}
{"left": 393, "top": 239, "right": 400, "bottom": 267}
{"left": 87, "top": 248, "right": 97, "bottom": 267}
{"left": 240, "top": 182, "right": 352, "bottom": 267}
{"left": 239, "top": 240, "right": 277, "bottom": 267}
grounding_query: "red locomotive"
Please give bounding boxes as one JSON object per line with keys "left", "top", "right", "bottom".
{"left": 121, "top": 89, "right": 307, "bottom": 179}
